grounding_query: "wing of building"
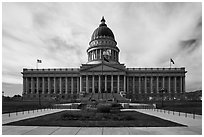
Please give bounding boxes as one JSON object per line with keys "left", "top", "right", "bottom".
{"left": 21, "top": 17, "right": 187, "bottom": 101}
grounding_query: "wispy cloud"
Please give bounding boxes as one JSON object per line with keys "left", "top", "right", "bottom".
{"left": 2, "top": 2, "right": 202, "bottom": 96}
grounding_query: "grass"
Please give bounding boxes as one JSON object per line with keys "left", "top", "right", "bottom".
{"left": 4, "top": 110, "right": 186, "bottom": 127}
{"left": 2, "top": 100, "right": 53, "bottom": 114}
{"left": 135, "top": 100, "right": 202, "bottom": 115}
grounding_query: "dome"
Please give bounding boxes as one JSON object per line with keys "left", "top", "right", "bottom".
{"left": 91, "top": 17, "right": 115, "bottom": 41}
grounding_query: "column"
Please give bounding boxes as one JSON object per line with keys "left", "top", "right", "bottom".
{"left": 99, "top": 75, "right": 101, "bottom": 93}
{"left": 77, "top": 77, "right": 79, "bottom": 94}
{"left": 126, "top": 77, "right": 129, "bottom": 93}
{"left": 105, "top": 75, "right": 107, "bottom": 91}
{"left": 183, "top": 76, "right": 185, "bottom": 92}
{"left": 180, "top": 76, "right": 183, "bottom": 93}
{"left": 26, "top": 77, "right": 28, "bottom": 94}
{"left": 31, "top": 77, "right": 34, "bottom": 94}
{"left": 117, "top": 75, "right": 120, "bottom": 93}
{"left": 71, "top": 77, "right": 74, "bottom": 94}
{"left": 162, "top": 76, "right": 165, "bottom": 88}
{"left": 80, "top": 76, "right": 82, "bottom": 93}
{"left": 48, "top": 77, "right": 50, "bottom": 94}
{"left": 150, "top": 77, "right": 153, "bottom": 93}
{"left": 100, "top": 49, "right": 102, "bottom": 59}
{"left": 23, "top": 78, "right": 26, "bottom": 94}
{"left": 124, "top": 75, "right": 126, "bottom": 92}
{"left": 138, "top": 77, "right": 141, "bottom": 94}
{"left": 36, "top": 77, "right": 39, "bottom": 94}
{"left": 174, "top": 77, "right": 177, "bottom": 93}
{"left": 133, "top": 76, "right": 135, "bottom": 94}
{"left": 54, "top": 77, "right": 56, "bottom": 94}
{"left": 168, "top": 77, "right": 171, "bottom": 93}
{"left": 111, "top": 75, "right": 113, "bottom": 93}
{"left": 92, "top": 75, "right": 95, "bottom": 93}
{"left": 42, "top": 77, "right": 45, "bottom": 94}
{"left": 65, "top": 77, "right": 68, "bottom": 94}
{"left": 86, "top": 76, "right": 88, "bottom": 93}
{"left": 59, "top": 77, "right": 62, "bottom": 94}
{"left": 156, "top": 77, "right": 159, "bottom": 93}
{"left": 144, "top": 76, "right": 147, "bottom": 94}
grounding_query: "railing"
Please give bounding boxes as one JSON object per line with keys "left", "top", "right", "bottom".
{"left": 142, "top": 107, "right": 201, "bottom": 119}
{"left": 23, "top": 68, "right": 80, "bottom": 72}
{"left": 127, "top": 67, "right": 185, "bottom": 71}
{"left": 5, "top": 107, "right": 55, "bottom": 118}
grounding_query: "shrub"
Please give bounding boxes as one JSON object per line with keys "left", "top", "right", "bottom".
{"left": 97, "top": 103, "right": 111, "bottom": 113}
{"left": 111, "top": 103, "right": 122, "bottom": 108}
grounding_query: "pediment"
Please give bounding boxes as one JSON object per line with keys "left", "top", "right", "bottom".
{"left": 81, "top": 64, "right": 124, "bottom": 72}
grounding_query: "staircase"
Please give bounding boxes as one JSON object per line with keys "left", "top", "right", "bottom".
{"left": 79, "top": 93, "right": 92, "bottom": 103}
{"left": 112, "top": 93, "right": 130, "bottom": 103}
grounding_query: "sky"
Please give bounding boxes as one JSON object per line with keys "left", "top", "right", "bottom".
{"left": 2, "top": 2, "right": 202, "bottom": 96}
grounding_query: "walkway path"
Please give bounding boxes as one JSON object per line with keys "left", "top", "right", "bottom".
{"left": 2, "top": 108, "right": 202, "bottom": 135}
{"left": 135, "top": 109, "right": 202, "bottom": 134}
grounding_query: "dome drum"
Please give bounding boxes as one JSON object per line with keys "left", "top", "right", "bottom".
{"left": 89, "top": 38, "right": 117, "bottom": 47}
{"left": 87, "top": 17, "right": 120, "bottom": 64}
{"left": 87, "top": 46, "right": 119, "bottom": 53}
{"left": 87, "top": 48, "right": 119, "bottom": 64}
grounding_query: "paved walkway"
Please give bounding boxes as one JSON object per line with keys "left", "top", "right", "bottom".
{"left": 134, "top": 109, "right": 202, "bottom": 134}
{"left": 2, "top": 109, "right": 202, "bottom": 135}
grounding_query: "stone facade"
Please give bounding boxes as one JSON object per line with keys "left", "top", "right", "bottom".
{"left": 21, "top": 17, "right": 187, "bottom": 101}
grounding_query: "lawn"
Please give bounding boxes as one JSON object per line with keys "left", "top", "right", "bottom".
{"left": 4, "top": 110, "right": 186, "bottom": 127}
{"left": 2, "top": 100, "right": 53, "bottom": 114}
{"left": 135, "top": 100, "right": 202, "bottom": 115}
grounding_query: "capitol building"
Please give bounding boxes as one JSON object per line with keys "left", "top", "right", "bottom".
{"left": 22, "top": 17, "right": 187, "bottom": 101}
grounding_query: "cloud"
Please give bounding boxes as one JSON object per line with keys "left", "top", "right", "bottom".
{"left": 2, "top": 2, "right": 202, "bottom": 96}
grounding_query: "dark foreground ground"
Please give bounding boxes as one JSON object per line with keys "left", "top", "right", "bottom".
{"left": 4, "top": 110, "right": 186, "bottom": 127}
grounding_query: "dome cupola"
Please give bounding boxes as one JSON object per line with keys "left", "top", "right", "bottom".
{"left": 91, "top": 16, "right": 115, "bottom": 41}
{"left": 87, "top": 17, "right": 120, "bottom": 64}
